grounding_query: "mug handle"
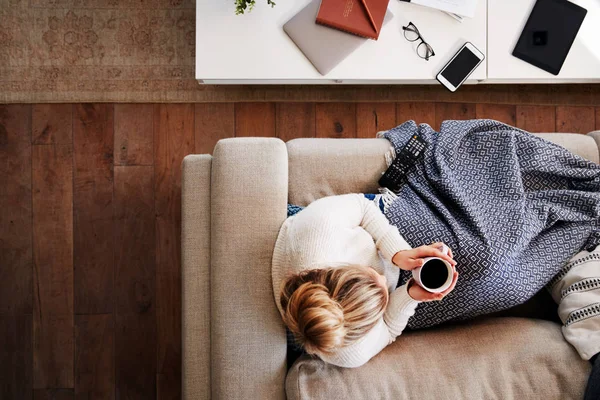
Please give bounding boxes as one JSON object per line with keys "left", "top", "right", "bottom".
{"left": 441, "top": 244, "right": 449, "bottom": 256}
{"left": 440, "top": 244, "right": 456, "bottom": 274}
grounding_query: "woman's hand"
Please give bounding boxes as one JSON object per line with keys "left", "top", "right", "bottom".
{"left": 407, "top": 272, "right": 459, "bottom": 302}
{"left": 391, "top": 242, "right": 456, "bottom": 271}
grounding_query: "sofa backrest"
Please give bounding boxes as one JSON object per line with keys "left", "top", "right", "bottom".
{"left": 287, "top": 133, "right": 599, "bottom": 206}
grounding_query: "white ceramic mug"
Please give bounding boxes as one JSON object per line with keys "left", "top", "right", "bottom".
{"left": 412, "top": 244, "right": 454, "bottom": 293}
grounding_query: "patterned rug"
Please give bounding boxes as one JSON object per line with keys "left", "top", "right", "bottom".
{"left": 1, "top": 0, "right": 203, "bottom": 102}
{"left": 2, "top": 0, "right": 600, "bottom": 103}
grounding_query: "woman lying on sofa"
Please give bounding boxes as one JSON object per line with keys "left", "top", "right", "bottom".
{"left": 272, "top": 120, "right": 600, "bottom": 399}
{"left": 272, "top": 193, "right": 458, "bottom": 368}
{"left": 273, "top": 193, "right": 599, "bottom": 399}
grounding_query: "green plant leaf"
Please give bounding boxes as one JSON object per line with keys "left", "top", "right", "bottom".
{"left": 235, "top": 0, "right": 275, "bottom": 14}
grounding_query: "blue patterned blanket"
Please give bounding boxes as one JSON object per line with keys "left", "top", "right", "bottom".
{"left": 383, "top": 120, "right": 600, "bottom": 329}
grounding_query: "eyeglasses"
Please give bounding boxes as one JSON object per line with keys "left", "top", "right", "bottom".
{"left": 402, "top": 22, "right": 435, "bottom": 61}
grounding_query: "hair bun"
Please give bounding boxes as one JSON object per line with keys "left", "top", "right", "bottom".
{"left": 284, "top": 282, "right": 347, "bottom": 355}
{"left": 279, "top": 266, "right": 387, "bottom": 357}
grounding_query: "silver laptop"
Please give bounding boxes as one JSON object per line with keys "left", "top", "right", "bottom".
{"left": 283, "top": 0, "right": 394, "bottom": 75}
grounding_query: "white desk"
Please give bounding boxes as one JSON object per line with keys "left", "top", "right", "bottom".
{"left": 196, "top": 0, "right": 487, "bottom": 83}
{"left": 487, "top": 0, "right": 600, "bottom": 83}
{"left": 195, "top": 0, "right": 600, "bottom": 84}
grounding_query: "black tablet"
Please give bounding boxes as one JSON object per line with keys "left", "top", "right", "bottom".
{"left": 512, "top": 0, "right": 587, "bottom": 76}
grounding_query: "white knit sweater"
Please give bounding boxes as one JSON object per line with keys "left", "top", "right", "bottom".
{"left": 272, "top": 194, "right": 420, "bottom": 368}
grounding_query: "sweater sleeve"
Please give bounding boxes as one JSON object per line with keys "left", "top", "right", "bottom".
{"left": 292, "top": 194, "right": 412, "bottom": 262}
{"left": 357, "top": 195, "right": 412, "bottom": 261}
{"left": 383, "top": 281, "right": 420, "bottom": 337}
{"left": 318, "top": 283, "right": 419, "bottom": 368}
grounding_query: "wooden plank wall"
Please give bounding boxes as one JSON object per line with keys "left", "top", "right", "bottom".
{"left": 0, "top": 102, "right": 598, "bottom": 399}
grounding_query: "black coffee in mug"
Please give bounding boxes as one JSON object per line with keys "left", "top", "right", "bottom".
{"left": 420, "top": 259, "right": 449, "bottom": 289}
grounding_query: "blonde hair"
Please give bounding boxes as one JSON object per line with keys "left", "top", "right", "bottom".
{"left": 279, "top": 266, "right": 388, "bottom": 357}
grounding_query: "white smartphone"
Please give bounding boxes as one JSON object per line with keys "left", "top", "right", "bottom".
{"left": 436, "top": 42, "right": 485, "bottom": 92}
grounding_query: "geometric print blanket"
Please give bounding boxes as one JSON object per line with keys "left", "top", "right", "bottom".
{"left": 381, "top": 120, "right": 600, "bottom": 330}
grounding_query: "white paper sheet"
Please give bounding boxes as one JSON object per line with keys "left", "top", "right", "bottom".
{"left": 410, "top": 0, "right": 478, "bottom": 18}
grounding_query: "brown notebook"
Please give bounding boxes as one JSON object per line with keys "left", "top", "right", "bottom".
{"left": 316, "top": 0, "right": 390, "bottom": 40}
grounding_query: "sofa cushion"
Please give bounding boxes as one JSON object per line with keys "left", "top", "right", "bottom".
{"left": 532, "top": 133, "right": 599, "bottom": 163}
{"left": 286, "top": 317, "right": 591, "bottom": 400}
{"left": 287, "top": 138, "right": 389, "bottom": 206}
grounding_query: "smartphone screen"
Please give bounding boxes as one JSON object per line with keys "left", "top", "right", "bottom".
{"left": 437, "top": 43, "right": 484, "bottom": 91}
{"left": 441, "top": 47, "right": 482, "bottom": 87}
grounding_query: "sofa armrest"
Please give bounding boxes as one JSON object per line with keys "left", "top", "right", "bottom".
{"left": 182, "top": 155, "right": 213, "bottom": 400}
{"left": 211, "top": 138, "right": 289, "bottom": 400}
{"left": 588, "top": 131, "right": 600, "bottom": 163}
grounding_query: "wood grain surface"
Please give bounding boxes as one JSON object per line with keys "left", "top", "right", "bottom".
{"left": 235, "top": 103, "right": 276, "bottom": 137}
{"left": 396, "top": 102, "right": 436, "bottom": 127}
{"left": 276, "top": 103, "right": 316, "bottom": 142}
{"left": 114, "top": 166, "right": 156, "bottom": 400}
{"left": 435, "top": 103, "right": 476, "bottom": 131}
{"left": 555, "top": 106, "right": 595, "bottom": 134}
{"left": 75, "top": 314, "right": 115, "bottom": 400}
{"left": 114, "top": 104, "right": 154, "bottom": 166}
{"left": 32, "top": 144, "right": 74, "bottom": 389}
{"left": 0, "top": 105, "right": 33, "bottom": 316}
{"left": 316, "top": 103, "right": 357, "bottom": 138}
{"left": 154, "top": 104, "right": 194, "bottom": 400}
{"left": 32, "top": 104, "right": 72, "bottom": 145}
{"left": 476, "top": 104, "right": 517, "bottom": 126}
{"left": 73, "top": 104, "right": 115, "bottom": 314}
{"left": 195, "top": 103, "right": 235, "bottom": 154}
{"left": 516, "top": 105, "right": 557, "bottom": 132}
{"left": 34, "top": 389, "right": 75, "bottom": 400}
{"left": 356, "top": 103, "right": 396, "bottom": 138}
{"left": 0, "top": 315, "right": 33, "bottom": 399}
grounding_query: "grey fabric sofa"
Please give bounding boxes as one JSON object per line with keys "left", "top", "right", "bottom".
{"left": 182, "top": 129, "right": 600, "bottom": 400}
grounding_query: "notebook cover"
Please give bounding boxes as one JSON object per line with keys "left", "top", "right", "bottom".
{"left": 512, "top": 0, "right": 587, "bottom": 76}
{"left": 316, "top": 0, "right": 390, "bottom": 40}
{"left": 284, "top": 0, "right": 393, "bottom": 75}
